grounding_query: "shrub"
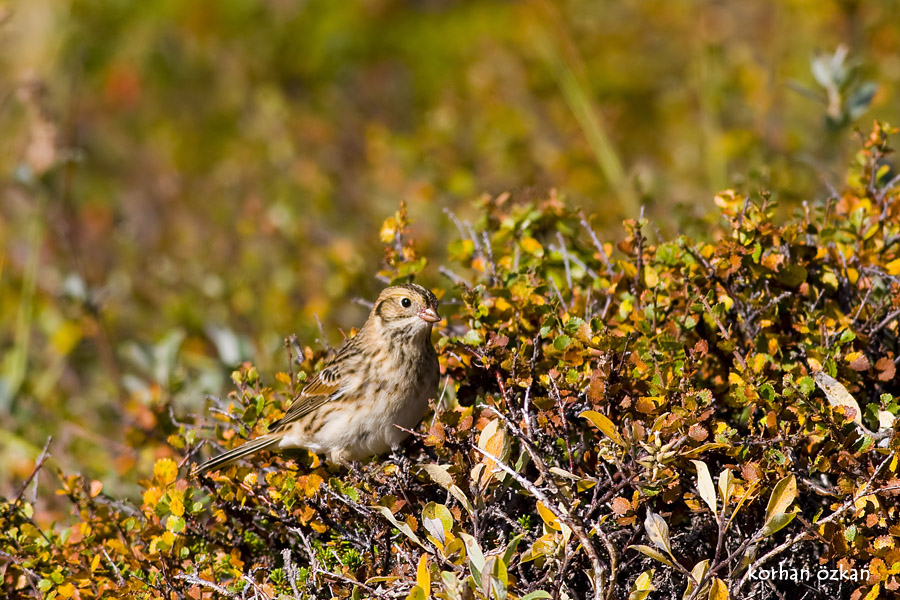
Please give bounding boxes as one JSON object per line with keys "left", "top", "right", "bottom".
{"left": 3, "top": 125, "right": 900, "bottom": 600}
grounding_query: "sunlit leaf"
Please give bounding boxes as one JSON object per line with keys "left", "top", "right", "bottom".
{"left": 643, "top": 510, "right": 673, "bottom": 557}
{"left": 764, "top": 475, "right": 797, "bottom": 523}
{"left": 372, "top": 506, "right": 426, "bottom": 549}
{"left": 580, "top": 410, "right": 627, "bottom": 447}
{"left": 628, "top": 569, "right": 656, "bottom": 600}
{"left": 691, "top": 460, "right": 717, "bottom": 515}
{"left": 813, "top": 371, "right": 863, "bottom": 426}
{"left": 629, "top": 545, "right": 677, "bottom": 569}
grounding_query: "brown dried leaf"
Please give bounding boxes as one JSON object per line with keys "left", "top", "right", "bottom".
{"left": 876, "top": 357, "right": 896, "bottom": 382}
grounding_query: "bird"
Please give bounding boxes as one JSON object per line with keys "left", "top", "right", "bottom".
{"left": 192, "top": 283, "right": 441, "bottom": 476}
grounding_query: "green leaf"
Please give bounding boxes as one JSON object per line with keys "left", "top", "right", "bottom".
{"left": 796, "top": 376, "right": 815, "bottom": 396}
{"left": 422, "top": 502, "right": 453, "bottom": 545}
{"left": 553, "top": 334, "right": 571, "bottom": 351}
{"left": 760, "top": 511, "right": 797, "bottom": 538}
{"left": 371, "top": 506, "right": 426, "bottom": 549}
{"left": 503, "top": 533, "right": 525, "bottom": 565}
{"left": 405, "top": 585, "right": 427, "bottom": 600}
{"left": 520, "top": 592, "right": 553, "bottom": 600}
{"left": 629, "top": 569, "right": 656, "bottom": 600}
{"left": 459, "top": 532, "right": 486, "bottom": 581}
{"left": 629, "top": 545, "right": 677, "bottom": 569}
{"left": 166, "top": 515, "right": 185, "bottom": 533}
{"left": 463, "top": 329, "right": 484, "bottom": 346}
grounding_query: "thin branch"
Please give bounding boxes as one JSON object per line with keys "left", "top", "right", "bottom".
{"left": 174, "top": 572, "right": 238, "bottom": 597}
{"left": 735, "top": 449, "right": 897, "bottom": 593}
{"left": 14, "top": 436, "right": 52, "bottom": 504}
{"left": 556, "top": 231, "right": 573, "bottom": 291}
{"left": 579, "top": 212, "right": 614, "bottom": 275}
{"left": 474, "top": 445, "right": 617, "bottom": 600}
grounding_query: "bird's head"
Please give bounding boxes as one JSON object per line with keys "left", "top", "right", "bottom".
{"left": 370, "top": 283, "right": 440, "bottom": 337}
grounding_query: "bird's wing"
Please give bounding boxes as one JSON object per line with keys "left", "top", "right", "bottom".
{"left": 267, "top": 341, "right": 357, "bottom": 431}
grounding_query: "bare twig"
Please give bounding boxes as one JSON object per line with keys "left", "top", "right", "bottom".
{"left": 14, "top": 436, "right": 52, "bottom": 504}
{"left": 735, "top": 450, "right": 897, "bottom": 593}
{"left": 474, "top": 445, "right": 617, "bottom": 600}
{"left": 439, "top": 265, "right": 468, "bottom": 287}
{"left": 102, "top": 547, "right": 125, "bottom": 586}
{"left": 869, "top": 309, "right": 900, "bottom": 336}
{"left": 579, "top": 212, "right": 613, "bottom": 275}
{"left": 174, "top": 572, "right": 237, "bottom": 597}
{"left": 282, "top": 548, "right": 301, "bottom": 598}
{"left": 556, "top": 231, "right": 573, "bottom": 291}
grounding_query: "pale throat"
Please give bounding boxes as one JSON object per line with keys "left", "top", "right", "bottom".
{"left": 377, "top": 316, "right": 433, "bottom": 349}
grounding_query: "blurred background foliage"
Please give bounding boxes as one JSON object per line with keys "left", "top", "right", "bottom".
{"left": 2, "top": 0, "right": 900, "bottom": 505}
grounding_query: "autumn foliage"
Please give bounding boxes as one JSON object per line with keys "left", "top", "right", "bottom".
{"left": 2, "top": 124, "right": 900, "bottom": 599}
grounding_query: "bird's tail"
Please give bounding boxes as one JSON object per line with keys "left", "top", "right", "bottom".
{"left": 192, "top": 434, "right": 281, "bottom": 477}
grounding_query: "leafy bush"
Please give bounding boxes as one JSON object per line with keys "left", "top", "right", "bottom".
{"left": 4, "top": 126, "right": 900, "bottom": 599}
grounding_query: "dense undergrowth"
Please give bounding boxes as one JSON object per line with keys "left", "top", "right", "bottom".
{"left": 4, "top": 126, "right": 900, "bottom": 599}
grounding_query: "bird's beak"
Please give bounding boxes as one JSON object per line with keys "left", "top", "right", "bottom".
{"left": 418, "top": 307, "right": 440, "bottom": 323}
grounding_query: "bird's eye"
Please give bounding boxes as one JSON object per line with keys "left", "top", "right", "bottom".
{"left": 400, "top": 297, "right": 412, "bottom": 308}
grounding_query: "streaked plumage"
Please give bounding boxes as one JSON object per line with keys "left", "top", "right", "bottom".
{"left": 193, "top": 284, "right": 440, "bottom": 476}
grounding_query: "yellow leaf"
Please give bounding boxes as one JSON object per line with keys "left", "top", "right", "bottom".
{"left": 718, "top": 470, "right": 734, "bottom": 506}
{"left": 628, "top": 569, "right": 656, "bottom": 600}
{"left": 580, "top": 410, "right": 626, "bottom": 447}
{"left": 887, "top": 258, "right": 900, "bottom": 276}
{"left": 422, "top": 463, "right": 454, "bottom": 489}
{"left": 143, "top": 486, "right": 164, "bottom": 508}
{"left": 380, "top": 216, "right": 399, "bottom": 243}
{"left": 765, "top": 475, "right": 797, "bottom": 521}
{"left": 51, "top": 321, "right": 82, "bottom": 356}
{"left": 422, "top": 502, "right": 453, "bottom": 546}
{"left": 629, "top": 544, "right": 676, "bottom": 569}
{"left": 643, "top": 266, "right": 659, "bottom": 288}
{"left": 416, "top": 554, "right": 430, "bottom": 594}
{"left": 302, "top": 473, "right": 324, "bottom": 497}
{"left": 751, "top": 354, "right": 767, "bottom": 373}
{"left": 684, "top": 559, "right": 710, "bottom": 599}
{"left": 708, "top": 578, "right": 729, "bottom": 599}
{"left": 169, "top": 498, "right": 185, "bottom": 517}
{"left": 521, "top": 236, "right": 544, "bottom": 256}
{"left": 718, "top": 294, "right": 733, "bottom": 311}
{"left": 372, "top": 505, "right": 426, "bottom": 549}
{"left": 57, "top": 583, "right": 76, "bottom": 598}
{"left": 536, "top": 501, "right": 561, "bottom": 532}
{"left": 405, "top": 586, "right": 427, "bottom": 600}
{"left": 153, "top": 458, "right": 178, "bottom": 486}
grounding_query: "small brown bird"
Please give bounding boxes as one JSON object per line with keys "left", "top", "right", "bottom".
{"left": 193, "top": 284, "right": 440, "bottom": 476}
